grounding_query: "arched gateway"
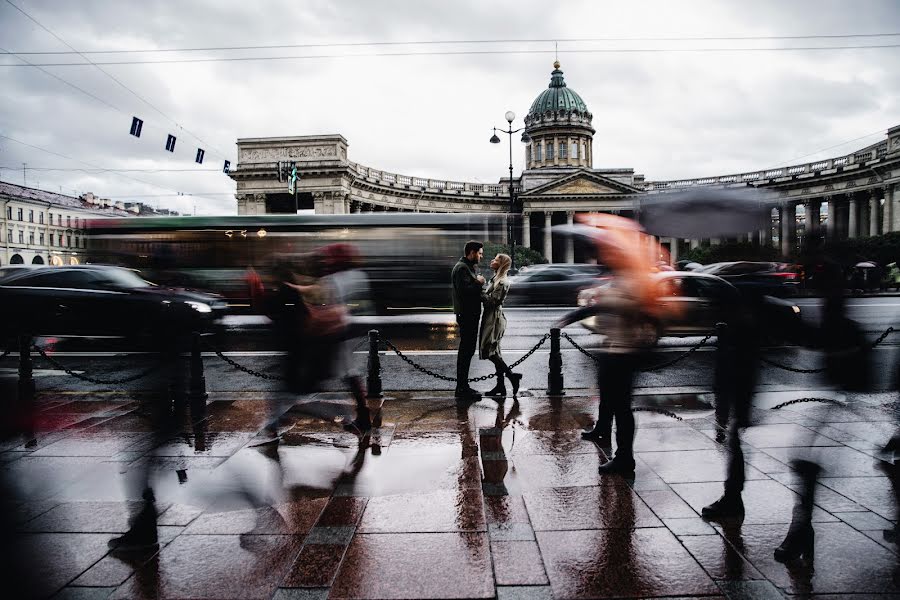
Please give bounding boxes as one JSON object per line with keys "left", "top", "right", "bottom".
{"left": 230, "top": 62, "right": 900, "bottom": 262}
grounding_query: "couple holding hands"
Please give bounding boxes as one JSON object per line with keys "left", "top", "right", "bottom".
{"left": 451, "top": 240, "right": 522, "bottom": 401}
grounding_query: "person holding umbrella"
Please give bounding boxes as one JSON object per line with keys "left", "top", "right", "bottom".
{"left": 556, "top": 215, "right": 660, "bottom": 477}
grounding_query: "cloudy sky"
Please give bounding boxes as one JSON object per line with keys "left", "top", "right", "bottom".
{"left": 2, "top": 0, "right": 899, "bottom": 215}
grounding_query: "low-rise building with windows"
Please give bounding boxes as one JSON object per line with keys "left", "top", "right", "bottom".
{"left": 1, "top": 181, "right": 175, "bottom": 267}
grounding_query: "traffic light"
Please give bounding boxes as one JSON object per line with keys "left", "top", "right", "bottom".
{"left": 165, "top": 134, "right": 176, "bottom": 152}
{"left": 288, "top": 162, "right": 298, "bottom": 194}
{"left": 195, "top": 148, "right": 205, "bottom": 164}
{"left": 276, "top": 161, "right": 284, "bottom": 182}
{"left": 223, "top": 160, "right": 231, "bottom": 173}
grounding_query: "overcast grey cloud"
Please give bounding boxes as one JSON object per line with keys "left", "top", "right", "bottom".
{"left": 1, "top": 0, "right": 899, "bottom": 214}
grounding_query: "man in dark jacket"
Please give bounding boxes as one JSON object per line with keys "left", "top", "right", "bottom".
{"left": 452, "top": 240, "right": 486, "bottom": 399}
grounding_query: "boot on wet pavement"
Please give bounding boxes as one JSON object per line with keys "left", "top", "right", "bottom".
{"left": 581, "top": 426, "right": 612, "bottom": 445}
{"left": 701, "top": 492, "right": 745, "bottom": 521}
{"left": 484, "top": 381, "right": 507, "bottom": 398}
{"left": 108, "top": 498, "right": 159, "bottom": 554}
{"left": 597, "top": 457, "right": 635, "bottom": 478}
{"left": 774, "top": 514, "right": 815, "bottom": 564}
{"left": 507, "top": 372, "right": 522, "bottom": 397}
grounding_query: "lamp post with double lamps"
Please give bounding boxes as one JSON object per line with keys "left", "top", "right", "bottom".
{"left": 490, "top": 111, "right": 531, "bottom": 274}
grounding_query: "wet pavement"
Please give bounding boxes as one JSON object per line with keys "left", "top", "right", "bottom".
{"left": 2, "top": 386, "right": 900, "bottom": 599}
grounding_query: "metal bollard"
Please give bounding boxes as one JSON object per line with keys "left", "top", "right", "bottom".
{"left": 547, "top": 327, "right": 565, "bottom": 396}
{"left": 188, "top": 332, "right": 208, "bottom": 417}
{"left": 366, "top": 329, "right": 383, "bottom": 399}
{"left": 17, "top": 335, "right": 35, "bottom": 407}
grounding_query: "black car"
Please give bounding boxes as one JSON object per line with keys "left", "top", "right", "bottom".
{"left": 0, "top": 265, "right": 228, "bottom": 338}
{"left": 697, "top": 261, "right": 800, "bottom": 297}
{"left": 507, "top": 265, "right": 611, "bottom": 306}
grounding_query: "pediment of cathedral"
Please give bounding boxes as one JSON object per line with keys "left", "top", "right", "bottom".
{"left": 523, "top": 170, "right": 643, "bottom": 197}
{"left": 546, "top": 178, "right": 620, "bottom": 195}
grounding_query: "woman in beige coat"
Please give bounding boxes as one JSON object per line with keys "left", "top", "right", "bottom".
{"left": 479, "top": 253, "right": 522, "bottom": 399}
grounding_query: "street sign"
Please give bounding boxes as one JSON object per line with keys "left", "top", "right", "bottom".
{"left": 288, "top": 163, "right": 298, "bottom": 194}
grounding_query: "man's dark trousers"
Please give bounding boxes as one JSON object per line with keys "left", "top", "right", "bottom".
{"left": 456, "top": 313, "right": 480, "bottom": 392}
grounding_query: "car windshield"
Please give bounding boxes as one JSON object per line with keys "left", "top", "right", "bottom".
{"left": 100, "top": 269, "right": 154, "bottom": 289}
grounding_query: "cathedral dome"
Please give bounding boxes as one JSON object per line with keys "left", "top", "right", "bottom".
{"left": 527, "top": 61, "right": 591, "bottom": 120}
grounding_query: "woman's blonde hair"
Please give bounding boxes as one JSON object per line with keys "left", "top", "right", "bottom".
{"left": 494, "top": 253, "right": 512, "bottom": 280}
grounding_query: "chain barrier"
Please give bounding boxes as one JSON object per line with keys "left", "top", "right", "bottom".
{"left": 632, "top": 407, "right": 684, "bottom": 421}
{"left": 382, "top": 333, "right": 550, "bottom": 383}
{"left": 640, "top": 335, "right": 713, "bottom": 372}
{"left": 761, "top": 326, "right": 895, "bottom": 374}
{"left": 211, "top": 348, "right": 285, "bottom": 381}
{"left": 560, "top": 332, "right": 712, "bottom": 372}
{"left": 770, "top": 397, "right": 845, "bottom": 410}
{"left": 33, "top": 345, "right": 163, "bottom": 385}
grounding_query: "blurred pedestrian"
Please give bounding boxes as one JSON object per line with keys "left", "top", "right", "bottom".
{"left": 319, "top": 243, "right": 372, "bottom": 432}
{"left": 701, "top": 292, "right": 761, "bottom": 520}
{"left": 558, "top": 277, "right": 655, "bottom": 478}
{"left": 480, "top": 253, "right": 522, "bottom": 400}
{"left": 452, "top": 240, "right": 486, "bottom": 400}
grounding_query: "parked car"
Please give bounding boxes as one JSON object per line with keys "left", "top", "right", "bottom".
{"left": 0, "top": 265, "right": 228, "bottom": 338}
{"left": 507, "top": 265, "right": 610, "bottom": 306}
{"left": 577, "top": 271, "right": 802, "bottom": 343}
{"left": 696, "top": 261, "right": 800, "bottom": 297}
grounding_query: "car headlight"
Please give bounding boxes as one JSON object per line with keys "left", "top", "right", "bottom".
{"left": 791, "top": 305, "right": 801, "bottom": 314}
{"left": 184, "top": 301, "right": 213, "bottom": 314}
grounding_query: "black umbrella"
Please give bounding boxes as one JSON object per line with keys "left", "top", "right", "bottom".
{"left": 638, "top": 186, "right": 775, "bottom": 238}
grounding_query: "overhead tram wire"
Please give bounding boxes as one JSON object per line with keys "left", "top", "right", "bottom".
{"left": 0, "top": 134, "right": 232, "bottom": 206}
{"left": 3, "top": 0, "right": 230, "bottom": 160}
{"left": 1, "top": 166, "right": 224, "bottom": 173}
{"left": 4, "top": 31, "right": 900, "bottom": 55}
{"left": 5, "top": 44, "right": 900, "bottom": 67}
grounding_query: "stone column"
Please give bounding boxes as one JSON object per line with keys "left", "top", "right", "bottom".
{"left": 806, "top": 200, "right": 820, "bottom": 235}
{"left": 565, "top": 212, "right": 575, "bottom": 263}
{"left": 883, "top": 187, "right": 892, "bottom": 233}
{"left": 784, "top": 203, "right": 797, "bottom": 257}
{"left": 848, "top": 195, "right": 859, "bottom": 238}
{"left": 669, "top": 238, "right": 679, "bottom": 265}
{"left": 351, "top": 202, "right": 361, "bottom": 213}
{"left": 543, "top": 211, "right": 553, "bottom": 263}
{"left": 870, "top": 191, "right": 880, "bottom": 237}
{"left": 522, "top": 212, "right": 531, "bottom": 249}
{"left": 891, "top": 184, "right": 900, "bottom": 232}
{"left": 824, "top": 197, "right": 836, "bottom": 239}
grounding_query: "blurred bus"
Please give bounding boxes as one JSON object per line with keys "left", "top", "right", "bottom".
{"left": 84, "top": 213, "right": 506, "bottom": 313}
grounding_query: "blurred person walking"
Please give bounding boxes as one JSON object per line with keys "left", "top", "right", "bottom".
{"left": 558, "top": 277, "right": 655, "bottom": 478}
{"left": 452, "top": 241, "right": 486, "bottom": 400}
{"left": 701, "top": 294, "right": 762, "bottom": 520}
{"left": 480, "top": 253, "right": 522, "bottom": 400}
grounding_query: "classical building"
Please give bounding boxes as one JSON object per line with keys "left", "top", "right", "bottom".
{"left": 1, "top": 181, "right": 177, "bottom": 267}
{"left": 230, "top": 61, "right": 900, "bottom": 263}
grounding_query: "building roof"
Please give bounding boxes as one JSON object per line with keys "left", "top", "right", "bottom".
{"left": 527, "top": 61, "right": 590, "bottom": 118}
{"left": 0, "top": 180, "right": 173, "bottom": 217}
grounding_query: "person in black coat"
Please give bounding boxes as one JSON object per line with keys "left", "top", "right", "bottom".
{"left": 451, "top": 241, "right": 486, "bottom": 399}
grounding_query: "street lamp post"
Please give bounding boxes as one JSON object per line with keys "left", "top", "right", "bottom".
{"left": 490, "top": 111, "right": 531, "bottom": 274}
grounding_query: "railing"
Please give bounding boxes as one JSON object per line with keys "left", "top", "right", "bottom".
{"left": 644, "top": 134, "right": 895, "bottom": 192}
{"left": 348, "top": 162, "right": 519, "bottom": 197}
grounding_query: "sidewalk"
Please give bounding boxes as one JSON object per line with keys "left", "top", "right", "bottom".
{"left": 4, "top": 387, "right": 899, "bottom": 599}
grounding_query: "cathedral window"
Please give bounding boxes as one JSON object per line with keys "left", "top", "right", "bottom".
{"left": 559, "top": 143, "right": 567, "bottom": 159}
{"left": 546, "top": 142, "right": 554, "bottom": 161}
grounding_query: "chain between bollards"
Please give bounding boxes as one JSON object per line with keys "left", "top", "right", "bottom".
{"left": 33, "top": 344, "right": 164, "bottom": 384}
{"left": 380, "top": 332, "right": 549, "bottom": 384}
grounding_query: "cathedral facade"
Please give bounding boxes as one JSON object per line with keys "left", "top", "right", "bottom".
{"left": 230, "top": 62, "right": 900, "bottom": 263}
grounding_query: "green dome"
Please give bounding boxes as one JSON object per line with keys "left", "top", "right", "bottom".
{"left": 527, "top": 61, "right": 589, "bottom": 118}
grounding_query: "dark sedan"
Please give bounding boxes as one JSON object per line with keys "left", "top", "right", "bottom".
{"left": 578, "top": 271, "right": 802, "bottom": 343}
{"left": 696, "top": 261, "right": 800, "bottom": 297}
{"left": 0, "top": 265, "right": 228, "bottom": 338}
{"left": 507, "top": 265, "right": 610, "bottom": 306}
